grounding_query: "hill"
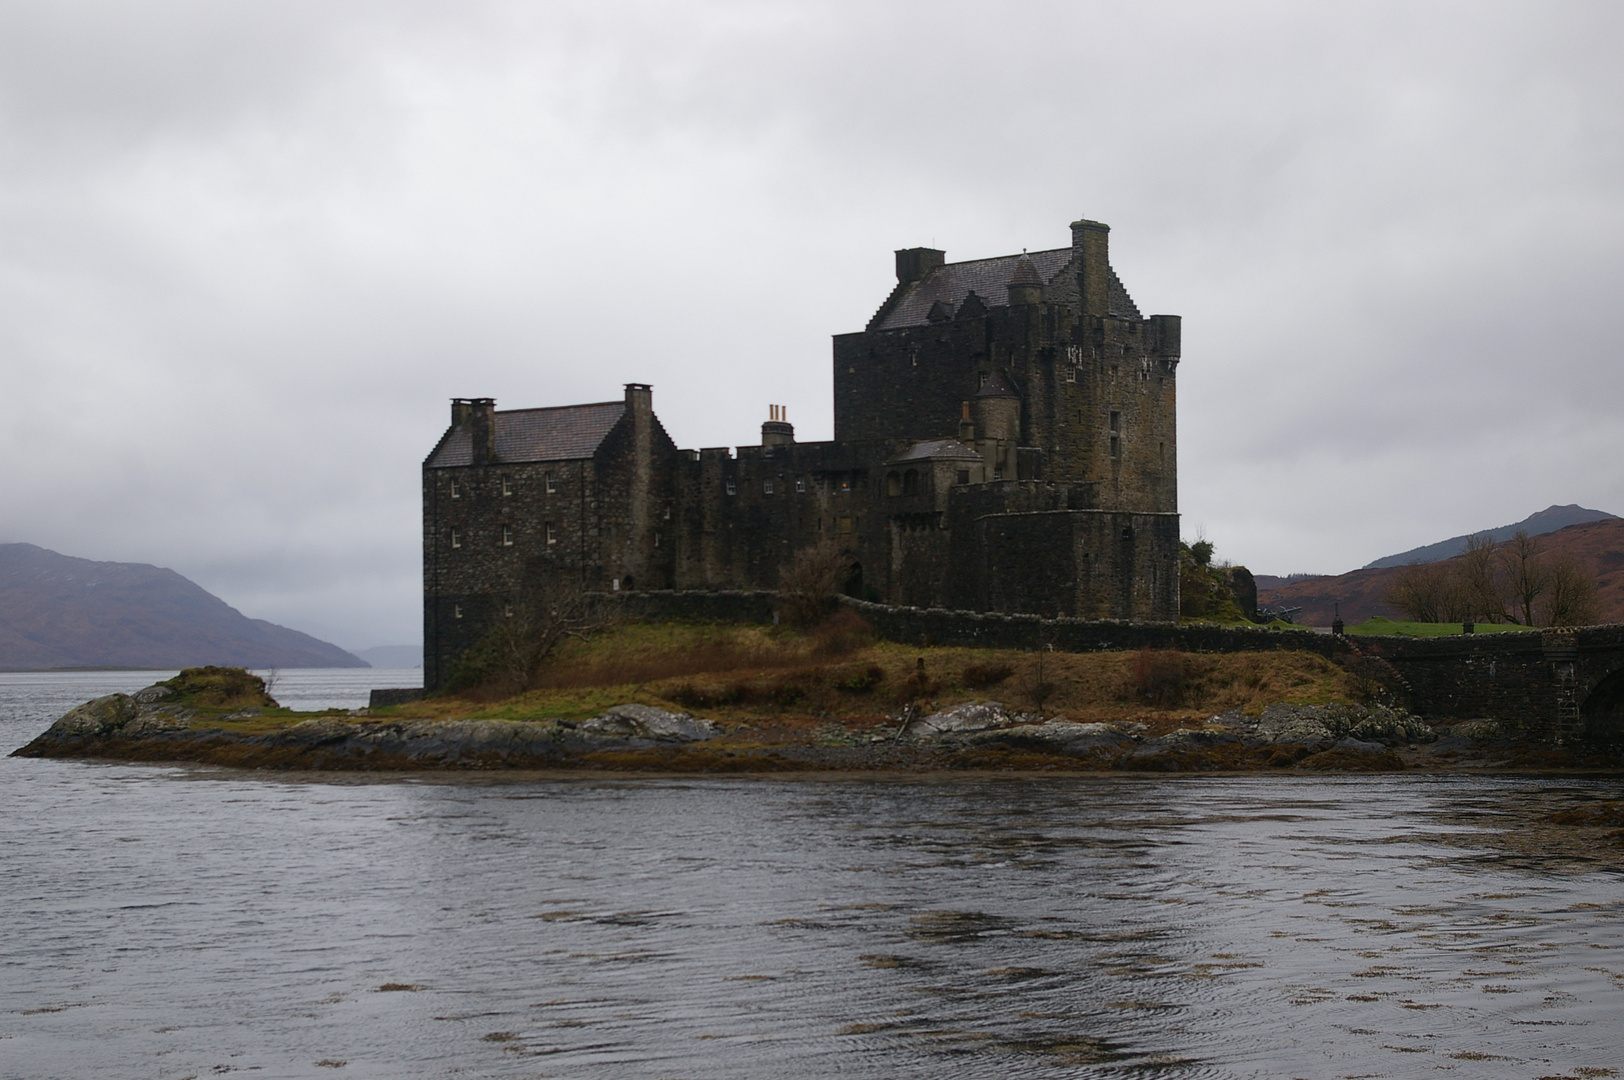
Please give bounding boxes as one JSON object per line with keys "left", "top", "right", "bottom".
{"left": 1258, "top": 518, "right": 1624, "bottom": 626}
{"left": 1363, "top": 504, "right": 1617, "bottom": 569}
{"left": 0, "top": 543, "right": 365, "bottom": 669}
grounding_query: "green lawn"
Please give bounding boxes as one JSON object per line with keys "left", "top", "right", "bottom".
{"left": 1347, "top": 616, "right": 1537, "bottom": 638}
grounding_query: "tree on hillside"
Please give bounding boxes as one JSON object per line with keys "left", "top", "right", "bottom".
{"left": 1387, "top": 561, "right": 1460, "bottom": 623}
{"left": 1541, "top": 555, "right": 1599, "bottom": 627}
{"left": 1501, "top": 529, "right": 1550, "bottom": 626}
{"left": 1456, "top": 535, "right": 1507, "bottom": 622}
{"left": 1387, "top": 530, "right": 1599, "bottom": 627}
{"left": 778, "top": 540, "right": 850, "bottom": 627}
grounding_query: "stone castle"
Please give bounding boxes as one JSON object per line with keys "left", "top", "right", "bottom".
{"left": 422, "top": 216, "right": 1182, "bottom": 689}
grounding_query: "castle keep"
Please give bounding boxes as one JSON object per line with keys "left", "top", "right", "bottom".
{"left": 423, "top": 217, "right": 1182, "bottom": 689}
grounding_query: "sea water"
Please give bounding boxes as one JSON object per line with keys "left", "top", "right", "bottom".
{"left": 2, "top": 669, "right": 1622, "bottom": 1079}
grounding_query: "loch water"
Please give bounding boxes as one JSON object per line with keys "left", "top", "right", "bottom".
{"left": 2, "top": 671, "right": 1622, "bottom": 1079}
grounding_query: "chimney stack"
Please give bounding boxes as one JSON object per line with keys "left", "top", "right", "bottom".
{"left": 895, "top": 247, "right": 945, "bottom": 285}
{"left": 762, "top": 404, "right": 795, "bottom": 447}
{"left": 454, "top": 397, "right": 496, "bottom": 464}
{"left": 1070, "top": 218, "right": 1111, "bottom": 318}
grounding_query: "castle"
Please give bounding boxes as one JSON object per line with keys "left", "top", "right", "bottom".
{"left": 422, "top": 217, "right": 1182, "bottom": 689}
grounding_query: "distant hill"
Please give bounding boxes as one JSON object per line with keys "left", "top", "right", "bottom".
{"left": 1259, "top": 518, "right": 1624, "bottom": 626}
{"left": 0, "top": 543, "right": 365, "bottom": 669}
{"left": 352, "top": 645, "right": 421, "bottom": 669}
{"left": 1363, "top": 504, "right": 1617, "bottom": 569}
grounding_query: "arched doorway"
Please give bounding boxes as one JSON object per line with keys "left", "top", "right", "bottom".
{"left": 844, "top": 562, "right": 863, "bottom": 598}
{"left": 1580, "top": 666, "right": 1624, "bottom": 745}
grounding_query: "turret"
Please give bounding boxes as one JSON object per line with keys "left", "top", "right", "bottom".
{"left": 1005, "top": 253, "right": 1044, "bottom": 306}
{"left": 973, "top": 371, "right": 1020, "bottom": 444}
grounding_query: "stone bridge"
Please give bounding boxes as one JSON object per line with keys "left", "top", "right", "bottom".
{"left": 1344, "top": 626, "right": 1624, "bottom": 743}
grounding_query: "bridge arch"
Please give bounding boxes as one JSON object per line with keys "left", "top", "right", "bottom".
{"left": 1580, "top": 663, "right": 1624, "bottom": 745}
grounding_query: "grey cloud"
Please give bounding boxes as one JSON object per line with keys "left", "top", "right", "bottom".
{"left": 2, "top": 0, "right": 1621, "bottom": 648}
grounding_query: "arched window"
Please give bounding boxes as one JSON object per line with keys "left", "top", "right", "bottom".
{"left": 902, "top": 469, "right": 920, "bottom": 495}
{"left": 886, "top": 472, "right": 901, "bottom": 497}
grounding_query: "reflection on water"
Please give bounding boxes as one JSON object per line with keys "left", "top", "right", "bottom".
{"left": 2, "top": 672, "right": 1622, "bottom": 1079}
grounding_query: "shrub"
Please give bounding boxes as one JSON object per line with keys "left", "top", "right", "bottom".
{"left": 161, "top": 667, "right": 275, "bottom": 709}
{"left": 1133, "top": 648, "right": 1185, "bottom": 707}
{"left": 810, "top": 609, "right": 875, "bottom": 657}
{"left": 838, "top": 665, "right": 886, "bottom": 693}
{"left": 963, "top": 662, "right": 1014, "bottom": 689}
{"left": 779, "top": 541, "right": 849, "bottom": 627}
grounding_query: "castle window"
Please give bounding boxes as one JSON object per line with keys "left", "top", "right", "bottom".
{"left": 796, "top": 476, "right": 806, "bottom": 493}
{"left": 1066, "top": 366, "right": 1077, "bottom": 383}
{"left": 545, "top": 523, "right": 557, "bottom": 546}
{"left": 1159, "top": 441, "right": 1165, "bottom": 464}
{"left": 545, "top": 472, "right": 557, "bottom": 494}
{"left": 838, "top": 476, "right": 851, "bottom": 494}
{"left": 504, "top": 603, "right": 513, "bottom": 618}
{"left": 450, "top": 528, "right": 461, "bottom": 548}
{"left": 449, "top": 480, "right": 461, "bottom": 499}
{"left": 839, "top": 516, "right": 855, "bottom": 535}
{"left": 1110, "top": 435, "right": 1121, "bottom": 460}
{"left": 979, "top": 372, "right": 989, "bottom": 388}
{"left": 956, "top": 469, "right": 970, "bottom": 485}
{"left": 1109, "top": 365, "right": 1118, "bottom": 380}
{"left": 612, "top": 578, "right": 620, "bottom": 592}
{"left": 725, "top": 477, "right": 737, "bottom": 495}
{"left": 654, "top": 530, "right": 661, "bottom": 548}
{"left": 1109, "top": 411, "right": 1120, "bottom": 432}
{"left": 502, "top": 526, "right": 513, "bottom": 547}
{"left": 501, "top": 478, "right": 512, "bottom": 496}
{"left": 886, "top": 472, "right": 901, "bottom": 497}
{"left": 454, "top": 604, "right": 463, "bottom": 619}
{"left": 903, "top": 470, "right": 920, "bottom": 496}
{"left": 764, "top": 478, "right": 775, "bottom": 495}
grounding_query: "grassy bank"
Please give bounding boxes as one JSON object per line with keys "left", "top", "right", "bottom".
{"left": 1348, "top": 616, "right": 1535, "bottom": 638}
{"left": 398, "top": 619, "right": 1359, "bottom": 728}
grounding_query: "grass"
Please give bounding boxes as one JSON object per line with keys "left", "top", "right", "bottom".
{"left": 409, "top": 620, "right": 1360, "bottom": 726}
{"left": 1348, "top": 616, "right": 1538, "bottom": 638}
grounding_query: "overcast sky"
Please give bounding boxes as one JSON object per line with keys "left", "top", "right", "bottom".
{"left": 3, "top": 0, "right": 1622, "bottom": 649}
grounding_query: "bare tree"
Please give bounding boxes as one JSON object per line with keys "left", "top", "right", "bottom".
{"left": 1500, "top": 529, "right": 1550, "bottom": 626}
{"left": 1455, "top": 535, "right": 1506, "bottom": 622}
{"left": 1540, "top": 555, "right": 1599, "bottom": 627}
{"left": 778, "top": 540, "right": 849, "bottom": 627}
{"left": 1386, "top": 561, "right": 1459, "bottom": 623}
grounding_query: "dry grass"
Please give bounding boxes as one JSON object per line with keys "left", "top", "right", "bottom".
{"left": 414, "top": 621, "right": 1359, "bottom": 726}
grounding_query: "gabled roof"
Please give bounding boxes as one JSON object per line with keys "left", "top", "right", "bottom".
{"left": 426, "top": 401, "right": 625, "bottom": 468}
{"left": 887, "top": 438, "right": 983, "bottom": 464}
{"left": 871, "top": 247, "right": 1141, "bottom": 330}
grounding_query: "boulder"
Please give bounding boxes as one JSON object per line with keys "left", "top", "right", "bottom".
{"left": 912, "top": 701, "right": 1014, "bottom": 735}
{"left": 966, "top": 720, "right": 1133, "bottom": 756}
{"left": 1251, "top": 704, "right": 1433, "bottom": 748}
{"left": 577, "top": 704, "right": 720, "bottom": 742}
{"left": 47, "top": 693, "right": 141, "bottom": 738}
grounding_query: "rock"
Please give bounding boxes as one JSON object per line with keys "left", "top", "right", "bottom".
{"left": 966, "top": 720, "right": 1133, "bottom": 755}
{"left": 1252, "top": 704, "right": 1432, "bottom": 748}
{"left": 577, "top": 704, "right": 720, "bottom": 742}
{"left": 912, "top": 701, "right": 1014, "bottom": 735}
{"left": 1447, "top": 719, "right": 1503, "bottom": 741}
{"left": 1332, "top": 737, "right": 1387, "bottom": 754}
{"left": 1137, "top": 727, "right": 1240, "bottom": 753}
{"left": 48, "top": 693, "right": 140, "bottom": 737}
{"left": 132, "top": 684, "right": 176, "bottom": 704}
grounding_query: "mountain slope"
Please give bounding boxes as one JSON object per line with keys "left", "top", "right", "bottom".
{"left": 1363, "top": 504, "right": 1617, "bottom": 569}
{"left": 1259, "top": 518, "right": 1624, "bottom": 627}
{"left": 0, "top": 543, "right": 365, "bottom": 669}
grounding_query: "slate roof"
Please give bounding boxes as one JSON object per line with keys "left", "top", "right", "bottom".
{"left": 426, "top": 401, "right": 625, "bottom": 468}
{"left": 872, "top": 247, "right": 1141, "bottom": 330}
{"left": 887, "top": 438, "right": 983, "bottom": 464}
{"left": 975, "top": 369, "right": 1021, "bottom": 398}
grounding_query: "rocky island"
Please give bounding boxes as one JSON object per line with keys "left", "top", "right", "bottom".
{"left": 13, "top": 620, "right": 1615, "bottom": 773}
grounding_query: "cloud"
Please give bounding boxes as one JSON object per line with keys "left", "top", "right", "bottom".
{"left": 1, "top": 0, "right": 1621, "bottom": 645}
